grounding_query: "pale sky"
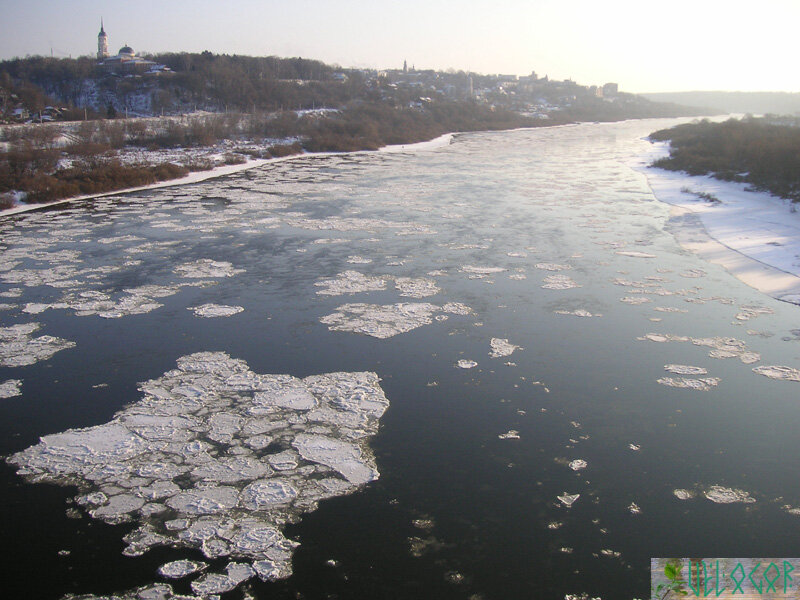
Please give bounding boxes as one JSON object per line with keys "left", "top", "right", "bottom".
{"left": 1, "top": 0, "right": 798, "bottom": 93}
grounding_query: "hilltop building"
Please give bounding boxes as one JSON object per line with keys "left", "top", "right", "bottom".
{"left": 95, "top": 21, "right": 171, "bottom": 75}
{"left": 97, "top": 19, "right": 109, "bottom": 60}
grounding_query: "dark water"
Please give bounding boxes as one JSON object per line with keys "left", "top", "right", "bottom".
{"left": 2, "top": 119, "right": 800, "bottom": 599}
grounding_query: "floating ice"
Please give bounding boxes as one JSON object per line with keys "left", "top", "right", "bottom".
{"left": 346, "top": 255, "right": 372, "bottom": 264}
{"left": 615, "top": 251, "right": 656, "bottom": 258}
{"left": 654, "top": 306, "right": 688, "bottom": 313}
{"left": 620, "top": 296, "right": 652, "bottom": 305}
{"left": 314, "top": 271, "right": 387, "bottom": 296}
{"left": 394, "top": 277, "right": 440, "bottom": 298}
{"left": 558, "top": 493, "right": 580, "bottom": 507}
{"left": 0, "top": 322, "right": 75, "bottom": 367}
{"left": 498, "top": 430, "right": 520, "bottom": 440}
{"left": 441, "top": 302, "right": 473, "bottom": 316}
{"left": 752, "top": 365, "right": 800, "bottom": 382}
{"left": 673, "top": 489, "right": 694, "bottom": 500}
{"left": 628, "top": 443, "right": 641, "bottom": 451}
{"left": 657, "top": 377, "right": 721, "bottom": 391}
{"left": 628, "top": 502, "right": 641, "bottom": 514}
{"left": 489, "top": 338, "right": 521, "bottom": 358}
{"left": 704, "top": 485, "right": 755, "bottom": 504}
{"left": 0, "top": 379, "right": 22, "bottom": 398}
{"left": 461, "top": 265, "right": 507, "bottom": 275}
{"left": 456, "top": 359, "right": 478, "bottom": 369}
{"left": 535, "top": 263, "right": 572, "bottom": 271}
{"left": 157, "top": 559, "right": 207, "bottom": 579}
{"left": 680, "top": 268, "right": 706, "bottom": 278}
{"left": 568, "top": 460, "right": 587, "bottom": 471}
{"left": 664, "top": 365, "right": 708, "bottom": 375}
{"left": 554, "top": 309, "right": 601, "bottom": 317}
{"left": 8, "top": 352, "right": 390, "bottom": 595}
{"left": 188, "top": 304, "right": 245, "bottom": 318}
{"left": 320, "top": 302, "right": 471, "bottom": 338}
{"left": 735, "top": 305, "right": 774, "bottom": 321}
{"left": 542, "top": 274, "right": 581, "bottom": 290}
{"left": 174, "top": 259, "right": 244, "bottom": 278}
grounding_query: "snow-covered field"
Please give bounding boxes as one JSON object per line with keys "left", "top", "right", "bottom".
{"left": 634, "top": 141, "right": 800, "bottom": 305}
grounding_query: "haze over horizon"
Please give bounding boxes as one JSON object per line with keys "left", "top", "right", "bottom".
{"left": 2, "top": 0, "right": 798, "bottom": 95}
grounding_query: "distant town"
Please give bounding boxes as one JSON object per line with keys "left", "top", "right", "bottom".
{"left": 0, "top": 21, "right": 712, "bottom": 208}
{"left": 0, "top": 20, "right": 677, "bottom": 124}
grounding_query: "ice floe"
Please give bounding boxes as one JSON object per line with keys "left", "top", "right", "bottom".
{"left": 489, "top": 338, "right": 522, "bottom": 358}
{"left": 542, "top": 274, "right": 581, "bottom": 290}
{"left": 456, "top": 359, "right": 478, "bottom": 369}
{"left": 615, "top": 251, "right": 656, "bottom": 258}
{"left": 461, "top": 265, "right": 507, "bottom": 275}
{"left": 174, "top": 259, "right": 244, "bottom": 279}
{"left": 315, "top": 271, "right": 387, "bottom": 296}
{"left": 535, "top": 263, "right": 572, "bottom": 271}
{"left": 0, "top": 378, "right": 22, "bottom": 398}
{"left": 752, "top": 365, "right": 800, "bottom": 382}
{"left": 8, "top": 351, "right": 389, "bottom": 595}
{"left": 393, "top": 277, "right": 440, "bottom": 298}
{"left": 188, "top": 304, "right": 245, "bottom": 318}
{"left": 320, "top": 302, "right": 471, "bottom": 338}
{"left": 664, "top": 365, "right": 708, "bottom": 375}
{"left": 558, "top": 493, "right": 580, "bottom": 507}
{"left": 554, "top": 309, "right": 602, "bottom": 317}
{"left": 0, "top": 322, "right": 75, "bottom": 367}
{"left": 158, "top": 559, "right": 208, "bottom": 579}
{"left": 346, "top": 255, "right": 372, "bottom": 264}
{"left": 704, "top": 485, "right": 755, "bottom": 504}
{"left": 498, "top": 430, "right": 520, "bottom": 440}
{"left": 657, "top": 377, "right": 721, "bottom": 391}
{"left": 673, "top": 489, "right": 694, "bottom": 500}
{"left": 568, "top": 459, "right": 587, "bottom": 471}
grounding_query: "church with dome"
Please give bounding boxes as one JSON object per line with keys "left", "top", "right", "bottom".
{"left": 96, "top": 20, "right": 171, "bottom": 75}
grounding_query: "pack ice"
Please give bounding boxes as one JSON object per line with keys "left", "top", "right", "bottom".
{"left": 8, "top": 352, "right": 389, "bottom": 596}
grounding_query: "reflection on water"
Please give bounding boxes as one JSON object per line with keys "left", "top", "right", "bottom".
{"left": 1, "top": 119, "right": 800, "bottom": 599}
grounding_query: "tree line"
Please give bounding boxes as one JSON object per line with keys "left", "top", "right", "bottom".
{"left": 650, "top": 117, "right": 800, "bottom": 201}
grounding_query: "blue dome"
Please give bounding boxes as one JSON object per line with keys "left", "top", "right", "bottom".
{"left": 119, "top": 46, "right": 134, "bottom": 56}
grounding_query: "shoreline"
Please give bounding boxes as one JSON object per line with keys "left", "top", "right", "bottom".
{"left": 0, "top": 133, "right": 454, "bottom": 218}
{"left": 634, "top": 140, "right": 800, "bottom": 306}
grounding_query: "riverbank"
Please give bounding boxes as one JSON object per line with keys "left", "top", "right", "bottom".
{"left": 0, "top": 133, "right": 454, "bottom": 218}
{"left": 636, "top": 139, "right": 800, "bottom": 305}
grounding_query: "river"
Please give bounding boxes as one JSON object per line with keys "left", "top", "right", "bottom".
{"left": 1, "top": 118, "right": 799, "bottom": 599}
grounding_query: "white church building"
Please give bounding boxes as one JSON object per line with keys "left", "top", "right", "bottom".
{"left": 97, "top": 20, "right": 171, "bottom": 75}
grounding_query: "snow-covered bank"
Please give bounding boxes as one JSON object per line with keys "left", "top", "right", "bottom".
{"left": 0, "top": 133, "right": 454, "bottom": 219}
{"left": 634, "top": 140, "right": 800, "bottom": 305}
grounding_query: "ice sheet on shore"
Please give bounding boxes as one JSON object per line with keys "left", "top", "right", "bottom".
{"left": 8, "top": 351, "right": 390, "bottom": 596}
{"left": 320, "top": 302, "right": 471, "bottom": 338}
{"left": 642, "top": 146, "right": 800, "bottom": 302}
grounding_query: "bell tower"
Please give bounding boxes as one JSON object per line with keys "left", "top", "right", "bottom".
{"left": 97, "top": 18, "right": 109, "bottom": 60}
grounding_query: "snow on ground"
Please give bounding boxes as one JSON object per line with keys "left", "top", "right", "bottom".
{"left": 633, "top": 140, "right": 800, "bottom": 305}
{"left": 1, "top": 133, "right": 454, "bottom": 219}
